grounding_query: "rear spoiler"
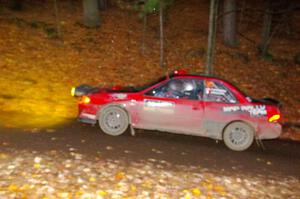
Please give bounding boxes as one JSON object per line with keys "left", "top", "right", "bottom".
{"left": 252, "top": 98, "right": 282, "bottom": 108}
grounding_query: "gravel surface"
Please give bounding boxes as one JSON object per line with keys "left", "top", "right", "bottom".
{"left": 0, "top": 148, "right": 299, "bottom": 198}
{"left": 0, "top": 124, "right": 299, "bottom": 198}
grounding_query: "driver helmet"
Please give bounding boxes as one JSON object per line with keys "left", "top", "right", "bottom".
{"left": 168, "top": 80, "right": 183, "bottom": 91}
{"left": 182, "top": 81, "right": 194, "bottom": 92}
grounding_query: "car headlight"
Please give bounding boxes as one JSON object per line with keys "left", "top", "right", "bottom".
{"left": 71, "top": 87, "right": 76, "bottom": 96}
{"left": 79, "top": 96, "right": 91, "bottom": 104}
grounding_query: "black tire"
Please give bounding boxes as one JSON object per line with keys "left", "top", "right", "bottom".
{"left": 223, "top": 122, "right": 254, "bottom": 151}
{"left": 99, "top": 106, "right": 129, "bottom": 136}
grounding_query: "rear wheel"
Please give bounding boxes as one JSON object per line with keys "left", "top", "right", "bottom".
{"left": 99, "top": 106, "right": 129, "bottom": 136}
{"left": 223, "top": 122, "right": 254, "bottom": 151}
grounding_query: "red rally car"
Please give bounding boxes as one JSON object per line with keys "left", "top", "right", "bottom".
{"left": 71, "top": 70, "right": 282, "bottom": 151}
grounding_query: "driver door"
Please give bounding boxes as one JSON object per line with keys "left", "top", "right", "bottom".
{"left": 136, "top": 78, "right": 205, "bottom": 135}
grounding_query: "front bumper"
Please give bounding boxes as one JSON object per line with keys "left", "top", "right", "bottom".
{"left": 78, "top": 112, "right": 97, "bottom": 125}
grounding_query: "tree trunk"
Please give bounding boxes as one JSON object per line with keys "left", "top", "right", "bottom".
{"left": 69, "top": 0, "right": 77, "bottom": 10}
{"left": 159, "top": 2, "right": 164, "bottom": 67}
{"left": 83, "top": 0, "right": 101, "bottom": 28}
{"left": 10, "top": 0, "right": 23, "bottom": 11}
{"left": 205, "top": 0, "right": 219, "bottom": 75}
{"left": 98, "top": 0, "right": 108, "bottom": 10}
{"left": 259, "top": 0, "right": 272, "bottom": 57}
{"left": 54, "top": 0, "right": 62, "bottom": 39}
{"left": 223, "top": 0, "right": 237, "bottom": 47}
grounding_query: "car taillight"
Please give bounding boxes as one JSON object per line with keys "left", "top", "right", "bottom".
{"left": 268, "top": 114, "right": 281, "bottom": 123}
{"left": 79, "top": 96, "right": 91, "bottom": 104}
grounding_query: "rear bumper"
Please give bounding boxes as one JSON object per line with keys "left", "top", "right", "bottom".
{"left": 257, "top": 122, "right": 282, "bottom": 139}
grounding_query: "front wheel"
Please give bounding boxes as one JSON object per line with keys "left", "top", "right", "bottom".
{"left": 223, "top": 122, "right": 254, "bottom": 151}
{"left": 99, "top": 106, "right": 129, "bottom": 136}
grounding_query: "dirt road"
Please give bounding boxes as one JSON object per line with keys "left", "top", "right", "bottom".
{"left": 0, "top": 122, "right": 299, "bottom": 198}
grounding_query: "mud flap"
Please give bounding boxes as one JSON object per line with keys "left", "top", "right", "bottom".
{"left": 130, "top": 124, "right": 135, "bottom": 136}
{"left": 255, "top": 138, "right": 266, "bottom": 150}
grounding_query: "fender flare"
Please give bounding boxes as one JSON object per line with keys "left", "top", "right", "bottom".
{"left": 222, "top": 119, "right": 257, "bottom": 140}
{"left": 96, "top": 103, "right": 132, "bottom": 124}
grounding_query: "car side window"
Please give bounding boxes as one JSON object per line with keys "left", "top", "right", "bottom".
{"left": 145, "top": 79, "right": 200, "bottom": 100}
{"left": 204, "top": 80, "right": 237, "bottom": 103}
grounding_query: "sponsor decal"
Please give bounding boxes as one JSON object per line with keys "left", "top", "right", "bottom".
{"left": 129, "top": 99, "right": 137, "bottom": 106}
{"left": 143, "top": 99, "right": 175, "bottom": 113}
{"left": 205, "top": 88, "right": 227, "bottom": 95}
{"left": 223, "top": 105, "right": 267, "bottom": 117}
{"left": 112, "top": 94, "right": 127, "bottom": 99}
{"left": 144, "top": 99, "right": 175, "bottom": 108}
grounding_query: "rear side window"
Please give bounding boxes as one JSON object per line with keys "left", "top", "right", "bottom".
{"left": 204, "top": 80, "right": 237, "bottom": 103}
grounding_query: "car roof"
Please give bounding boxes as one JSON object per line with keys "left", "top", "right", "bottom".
{"left": 171, "top": 74, "right": 230, "bottom": 83}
